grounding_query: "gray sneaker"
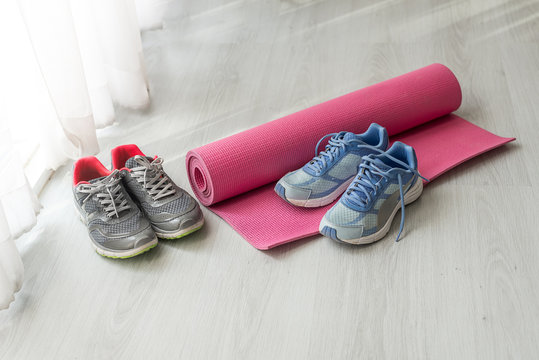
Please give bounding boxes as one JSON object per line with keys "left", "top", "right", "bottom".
{"left": 73, "top": 157, "right": 158, "bottom": 258}
{"left": 111, "top": 145, "right": 204, "bottom": 239}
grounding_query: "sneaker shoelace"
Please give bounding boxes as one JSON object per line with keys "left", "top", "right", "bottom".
{"left": 78, "top": 170, "right": 131, "bottom": 218}
{"left": 304, "top": 132, "right": 382, "bottom": 175}
{"left": 344, "top": 154, "right": 428, "bottom": 242}
{"left": 129, "top": 155, "right": 176, "bottom": 201}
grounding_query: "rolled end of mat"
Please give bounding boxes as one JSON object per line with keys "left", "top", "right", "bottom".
{"left": 431, "top": 63, "right": 462, "bottom": 109}
{"left": 186, "top": 151, "right": 214, "bottom": 206}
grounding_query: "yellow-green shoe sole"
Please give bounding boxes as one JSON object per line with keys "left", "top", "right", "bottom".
{"left": 157, "top": 225, "right": 203, "bottom": 240}
{"left": 96, "top": 242, "right": 158, "bottom": 259}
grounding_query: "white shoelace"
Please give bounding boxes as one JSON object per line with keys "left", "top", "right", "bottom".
{"left": 78, "top": 170, "right": 130, "bottom": 218}
{"left": 129, "top": 155, "right": 176, "bottom": 201}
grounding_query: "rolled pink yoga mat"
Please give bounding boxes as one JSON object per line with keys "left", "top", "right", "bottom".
{"left": 186, "top": 64, "right": 514, "bottom": 250}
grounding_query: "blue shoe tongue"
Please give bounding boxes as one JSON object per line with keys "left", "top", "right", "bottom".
{"left": 311, "top": 132, "right": 354, "bottom": 167}
{"left": 372, "top": 157, "right": 392, "bottom": 171}
{"left": 342, "top": 132, "right": 357, "bottom": 141}
{"left": 321, "top": 132, "right": 355, "bottom": 157}
{"left": 348, "top": 157, "right": 391, "bottom": 204}
{"left": 305, "top": 132, "right": 358, "bottom": 175}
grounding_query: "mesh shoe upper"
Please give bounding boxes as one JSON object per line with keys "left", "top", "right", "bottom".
{"left": 321, "top": 141, "right": 426, "bottom": 241}
{"left": 73, "top": 168, "right": 153, "bottom": 247}
{"left": 277, "top": 123, "right": 389, "bottom": 201}
{"left": 123, "top": 155, "right": 197, "bottom": 222}
{"left": 324, "top": 181, "right": 409, "bottom": 237}
{"left": 282, "top": 151, "right": 363, "bottom": 198}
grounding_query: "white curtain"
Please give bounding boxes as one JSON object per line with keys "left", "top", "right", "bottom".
{"left": 135, "top": 0, "right": 172, "bottom": 30}
{"left": 0, "top": 0, "right": 166, "bottom": 310}
{"left": 0, "top": 130, "right": 36, "bottom": 309}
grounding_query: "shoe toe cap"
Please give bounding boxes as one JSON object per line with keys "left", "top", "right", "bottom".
{"left": 151, "top": 204, "right": 204, "bottom": 232}
{"left": 319, "top": 215, "right": 364, "bottom": 243}
{"left": 275, "top": 180, "right": 312, "bottom": 202}
{"left": 95, "top": 226, "right": 156, "bottom": 251}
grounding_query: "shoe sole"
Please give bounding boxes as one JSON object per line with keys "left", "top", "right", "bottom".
{"left": 275, "top": 177, "right": 354, "bottom": 208}
{"left": 94, "top": 238, "right": 158, "bottom": 259}
{"left": 75, "top": 203, "right": 158, "bottom": 259}
{"left": 154, "top": 218, "right": 205, "bottom": 240}
{"left": 320, "top": 179, "right": 423, "bottom": 245}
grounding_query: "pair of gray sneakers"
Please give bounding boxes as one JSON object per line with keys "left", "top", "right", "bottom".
{"left": 73, "top": 145, "right": 204, "bottom": 259}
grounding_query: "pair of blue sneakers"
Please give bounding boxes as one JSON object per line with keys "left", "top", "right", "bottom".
{"left": 275, "top": 123, "right": 427, "bottom": 245}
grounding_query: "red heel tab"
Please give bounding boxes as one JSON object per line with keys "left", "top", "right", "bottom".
{"left": 111, "top": 144, "right": 145, "bottom": 170}
{"left": 73, "top": 156, "right": 111, "bottom": 186}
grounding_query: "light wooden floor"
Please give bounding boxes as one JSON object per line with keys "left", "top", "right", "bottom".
{"left": 2, "top": 0, "right": 539, "bottom": 358}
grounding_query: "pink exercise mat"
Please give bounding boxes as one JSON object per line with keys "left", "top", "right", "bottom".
{"left": 186, "top": 64, "right": 514, "bottom": 250}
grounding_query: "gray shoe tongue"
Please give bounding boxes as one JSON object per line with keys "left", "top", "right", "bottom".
{"left": 89, "top": 176, "right": 107, "bottom": 184}
{"left": 125, "top": 155, "right": 153, "bottom": 169}
{"left": 88, "top": 169, "right": 122, "bottom": 185}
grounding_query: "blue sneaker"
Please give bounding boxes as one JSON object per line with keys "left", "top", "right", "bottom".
{"left": 275, "top": 123, "right": 389, "bottom": 207}
{"left": 319, "top": 141, "right": 428, "bottom": 244}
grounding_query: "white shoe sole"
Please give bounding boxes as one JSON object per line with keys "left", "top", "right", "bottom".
{"left": 328, "top": 179, "right": 423, "bottom": 245}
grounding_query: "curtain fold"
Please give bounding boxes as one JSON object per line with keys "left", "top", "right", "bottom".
{"left": 0, "top": 0, "right": 163, "bottom": 310}
{"left": 92, "top": 0, "right": 150, "bottom": 109}
{"left": 0, "top": 236, "right": 24, "bottom": 311}
{"left": 0, "top": 128, "right": 38, "bottom": 310}
{"left": 19, "top": 0, "right": 101, "bottom": 159}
